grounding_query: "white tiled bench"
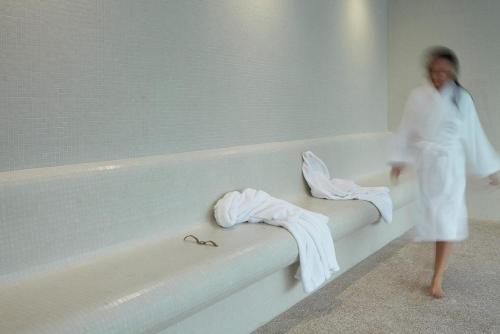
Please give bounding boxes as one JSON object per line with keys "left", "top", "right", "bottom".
{"left": 0, "top": 132, "right": 416, "bottom": 334}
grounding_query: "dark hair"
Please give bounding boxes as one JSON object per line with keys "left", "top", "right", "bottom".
{"left": 423, "top": 46, "right": 472, "bottom": 109}
{"left": 424, "top": 45, "right": 460, "bottom": 80}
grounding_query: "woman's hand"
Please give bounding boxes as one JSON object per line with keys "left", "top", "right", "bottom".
{"left": 390, "top": 164, "right": 405, "bottom": 184}
{"left": 488, "top": 172, "right": 499, "bottom": 186}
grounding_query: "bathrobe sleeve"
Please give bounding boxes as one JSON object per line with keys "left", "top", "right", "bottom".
{"left": 462, "top": 93, "right": 500, "bottom": 177}
{"left": 390, "top": 90, "right": 419, "bottom": 166}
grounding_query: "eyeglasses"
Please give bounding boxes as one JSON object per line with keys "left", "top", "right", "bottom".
{"left": 183, "top": 234, "right": 218, "bottom": 247}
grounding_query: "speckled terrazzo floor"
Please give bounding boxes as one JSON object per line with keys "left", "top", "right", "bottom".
{"left": 254, "top": 220, "right": 500, "bottom": 334}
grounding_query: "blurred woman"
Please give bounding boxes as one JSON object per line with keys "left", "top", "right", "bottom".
{"left": 390, "top": 46, "right": 500, "bottom": 298}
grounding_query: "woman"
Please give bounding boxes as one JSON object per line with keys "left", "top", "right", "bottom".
{"left": 390, "top": 46, "right": 500, "bottom": 298}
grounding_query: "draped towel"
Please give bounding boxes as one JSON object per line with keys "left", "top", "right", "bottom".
{"left": 302, "top": 151, "right": 393, "bottom": 223}
{"left": 214, "top": 188, "right": 339, "bottom": 293}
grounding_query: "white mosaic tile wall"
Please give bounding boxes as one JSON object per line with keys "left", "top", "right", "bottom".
{"left": 0, "top": 0, "right": 388, "bottom": 172}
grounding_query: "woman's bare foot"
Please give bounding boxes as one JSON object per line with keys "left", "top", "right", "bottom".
{"left": 430, "top": 276, "right": 445, "bottom": 298}
{"left": 430, "top": 241, "right": 452, "bottom": 299}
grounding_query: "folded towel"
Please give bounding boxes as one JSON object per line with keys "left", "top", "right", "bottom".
{"left": 302, "top": 151, "right": 393, "bottom": 223}
{"left": 214, "top": 188, "right": 339, "bottom": 293}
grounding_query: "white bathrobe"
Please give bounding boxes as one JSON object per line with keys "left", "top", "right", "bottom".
{"left": 214, "top": 188, "right": 339, "bottom": 293}
{"left": 392, "top": 82, "right": 500, "bottom": 241}
{"left": 302, "top": 151, "right": 393, "bottom": 223}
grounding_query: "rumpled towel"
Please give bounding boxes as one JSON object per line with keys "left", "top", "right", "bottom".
{"left": 214, "top": 188, "right": 339, "bottom": 293}
{"left": 302, "top": 151, "right": 393, "bottom": 223}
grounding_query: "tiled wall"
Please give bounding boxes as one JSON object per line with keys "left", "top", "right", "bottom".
{"left": 0, "top": 0, "right": 388, "bottom": 172}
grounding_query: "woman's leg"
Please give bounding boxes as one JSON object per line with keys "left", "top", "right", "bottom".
{"left": 430, "top": 241, "right": 453, "bottom": 298}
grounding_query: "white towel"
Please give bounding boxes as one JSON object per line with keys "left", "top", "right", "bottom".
{"left": 302, "top": 151, "right": 393, "bottom": 223}
{"left": 214, "top": 188, "right": 339, "bottom": 293}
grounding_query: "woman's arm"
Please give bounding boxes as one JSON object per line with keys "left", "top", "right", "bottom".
{"left": 389, "top": 90, "right": 420, "bottom": 181}
{"left": 462, "top": 92, "right": 500, "bottom": 180}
